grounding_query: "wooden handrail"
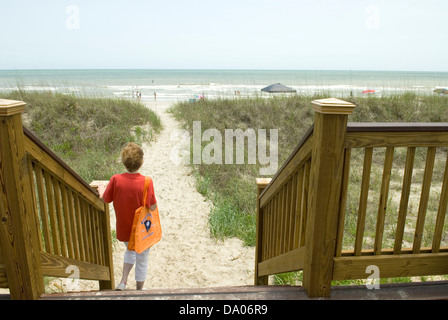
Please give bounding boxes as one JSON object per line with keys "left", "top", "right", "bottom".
{"left": 0, "top": 99, "right": 114, "bottom": 300}
{"left": 258, "top": 125, "right": 314, "bottom": 203}
{"left": 347, "top": 122, "right": 448, "bottom": 132}
{"left": 24, "top": 129, "right": 104, "bottom": 210}
{"left": 23, "top": 127, "right": 99, "bottom": 198}
{"left": 255, "top": 98, "right": 448, "bottom": 298}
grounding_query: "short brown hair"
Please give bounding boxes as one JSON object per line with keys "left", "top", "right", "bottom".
{"left": 121, "top": 142, "right": 144, "bottom": 172}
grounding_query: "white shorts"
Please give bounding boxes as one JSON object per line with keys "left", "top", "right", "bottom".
{"left": 123, "top": 242, "right": 150, "bottom": 282}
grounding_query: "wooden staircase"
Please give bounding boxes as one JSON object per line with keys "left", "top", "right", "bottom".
{"left": 2, "top": 98, "right": 448, "bottom": 300}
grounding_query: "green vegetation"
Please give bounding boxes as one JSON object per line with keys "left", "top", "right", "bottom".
{"left": 170, "top": 92, "right": 448, "bottom": 284}
{"left": 170, "top": 95, "right": 317, "bottom": 246}
{"left": 1, "top": 90, "right": 161, "bottom": 183}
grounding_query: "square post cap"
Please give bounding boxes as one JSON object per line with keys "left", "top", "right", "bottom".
{"left": 312, "top": 98, "right": 356, "bottom": 115}
{"left": 256, "top": 178, "right": 272, "bottom": 188}
{"left": 0, "top": 99, "right": 26, "bottom": 116}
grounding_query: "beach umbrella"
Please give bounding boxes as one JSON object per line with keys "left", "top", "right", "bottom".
{"left": 261, "top": 83, "right": 297, "bottom": 93}
{"left": 434, "top": 88, "right": 448, "bottom": 94}
{"left": 362, "top": 89, "right": 376, "bottom": 94}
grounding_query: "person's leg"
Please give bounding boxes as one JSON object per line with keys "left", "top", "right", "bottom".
{"left": 120, "top": 263, "right": 134, "bottom": 285}
{"left": 136, "top": 280, "right": 145, "bottom": 290}
{"left": 135, "top": 248, "right": 150, "bottom": 290}
{"left": 117, "top": 242, "right": 136, "bottom": 289}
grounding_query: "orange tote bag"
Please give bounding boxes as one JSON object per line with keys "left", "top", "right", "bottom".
{"left": 128, "top": 176, "right": 162, "bottom": 254}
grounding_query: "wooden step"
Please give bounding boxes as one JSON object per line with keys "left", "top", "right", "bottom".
{"left": 38, "top": 281, "right": 448, "bottom": 300}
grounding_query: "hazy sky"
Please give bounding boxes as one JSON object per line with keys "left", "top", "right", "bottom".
{"left": 1, "top": 0, "right": 447, "bottom": 71}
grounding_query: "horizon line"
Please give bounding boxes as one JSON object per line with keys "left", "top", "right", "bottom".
{"left": 1, "top": 68, "right": 448, "bottom": 73}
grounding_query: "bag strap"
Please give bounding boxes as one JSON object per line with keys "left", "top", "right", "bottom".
{"left": 142, "top": 176, "right": 151, "bottom": 207}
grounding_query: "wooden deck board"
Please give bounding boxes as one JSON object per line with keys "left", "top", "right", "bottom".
{"left": 33, "top": 281, "right": 448, "bottom": 300}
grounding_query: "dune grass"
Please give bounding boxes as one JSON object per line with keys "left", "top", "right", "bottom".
{"left": 1, "top": 90, "right": 162, "bottom": 183}
{"left": 170, "top": 93, "right": 448, "bottom": 247}
{"left": 170, "top": 95, "right": 318, "bottom": 246}
{"left": 171, "top": 92, "right": 448, "bottom": 284}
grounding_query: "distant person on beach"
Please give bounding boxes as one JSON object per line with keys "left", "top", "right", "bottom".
{"left": 154, "top": 92, "right": 157, "bottom": 101}
{"left": 98, "top": 142, "right": 158, "bottom": 291}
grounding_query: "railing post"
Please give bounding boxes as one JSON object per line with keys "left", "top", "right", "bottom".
{"left": 0, "top": 99, "right": 45, "bottom": 300}
{"left": 90, "top": 181, "right": 115, "bottom": 290}
{"left": 254, "top": 178, "right": 271, "bottom": 286}
{"left": 254, "top": 178, "right": 271, "bottom": 285}
{"left": 303, "top": 98, "right": 355, "bottom": 298}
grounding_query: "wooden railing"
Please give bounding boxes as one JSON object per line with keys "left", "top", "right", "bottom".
{"left": 0, "top": 99, "right": 114, "bottom": 300}
{"left": 255, "top": 98, "right": 448, "bottom": 298}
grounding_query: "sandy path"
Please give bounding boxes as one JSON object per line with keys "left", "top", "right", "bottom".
{"left": 110, "top": 101, "right": 255, "bottom": 290}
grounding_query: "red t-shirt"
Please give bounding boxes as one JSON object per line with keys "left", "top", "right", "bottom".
{"left": 103, "top": 173, "right": 157, "bottom": 242}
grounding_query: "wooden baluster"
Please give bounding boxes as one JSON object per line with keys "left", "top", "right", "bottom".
{"left": 413, "top": 147, "right": 436, "bottom": 253}
{"left": 67, "top": 189, "right": 80, "bottom": 260}
{"left": 284, "top": 180, "right": 291, "bottom": 253}
{"left": 273, "top": 193, "right": 278, "bottom": 258}
{"left": 279, "top": 183, "right": 287, "bottom": 255}
{"left": 276, "top": 187, "right": 282, "bottom": 256}
{"left": 288, "top": 173, "right": 298, "bottom": 252}
{"left": 60, "top": 183, "right": 74, "bottom": 259}
{"left": 80, "top": 199, "right": 91, "bottom": 262}
{"left": 335, "top": 148, "right": 351, "bottom": 257}
{"left": 394, "top": 147, "right": 415, "bottom": 254}
{"left": 262, "top": 201, "right": 269, "bottom": 261}
{"left": 265, "top": 201, "right": 270, "bottom": 260}
{"left": 354, "top": 147, "right": 373, "bottom": 256}
{"left": 27, "top": 159, "right": 43, "bottom": 252}
{"left": 97, "top": 209, "right": 105, "bottom": 266}
{"left": 73, "top": 192, "right": 86, "bottom": 261}
{"left": 374, "top": 147, "right": 394, "bottom": 255}
{"left": 432, "top": 152, "right": 448, "bottom": 253}
{"left": 34, "top": 164, "right": 52, "bottom": 253}
{"left": 294, "top": 166, "right": 304, "bottom": 249}
{"left": 93, "top": 208, "right": 101, "bottom": 265}
{"left": 299, "top": 160, "right": 310, "bottom": 248}
{"left": 86, "top": 203, "right": 95, "bottom": 263}
{"left": 269, "top": 196, "right": 275, "bottom": 259}
{"left": 53, "top": 177, "right": 68, "bottom": 257}
{"left": 44, "top": 171, "right": 60, "bottom": 256}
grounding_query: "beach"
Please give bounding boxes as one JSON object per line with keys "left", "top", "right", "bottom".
{"left": 2, "top": 69, "right": 448, "bottom": 102}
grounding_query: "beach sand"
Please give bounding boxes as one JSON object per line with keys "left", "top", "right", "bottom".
{"left": 110, "top": 101, "right": 255, "bottom": 291}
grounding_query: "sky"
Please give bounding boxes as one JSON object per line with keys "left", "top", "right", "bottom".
{"left": 1, "top": 0, "right": 447, "bottom": 71}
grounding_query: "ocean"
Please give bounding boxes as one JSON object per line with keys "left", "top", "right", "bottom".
{"left": 1, "top": 69, "right": 447, "bottom": 102}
